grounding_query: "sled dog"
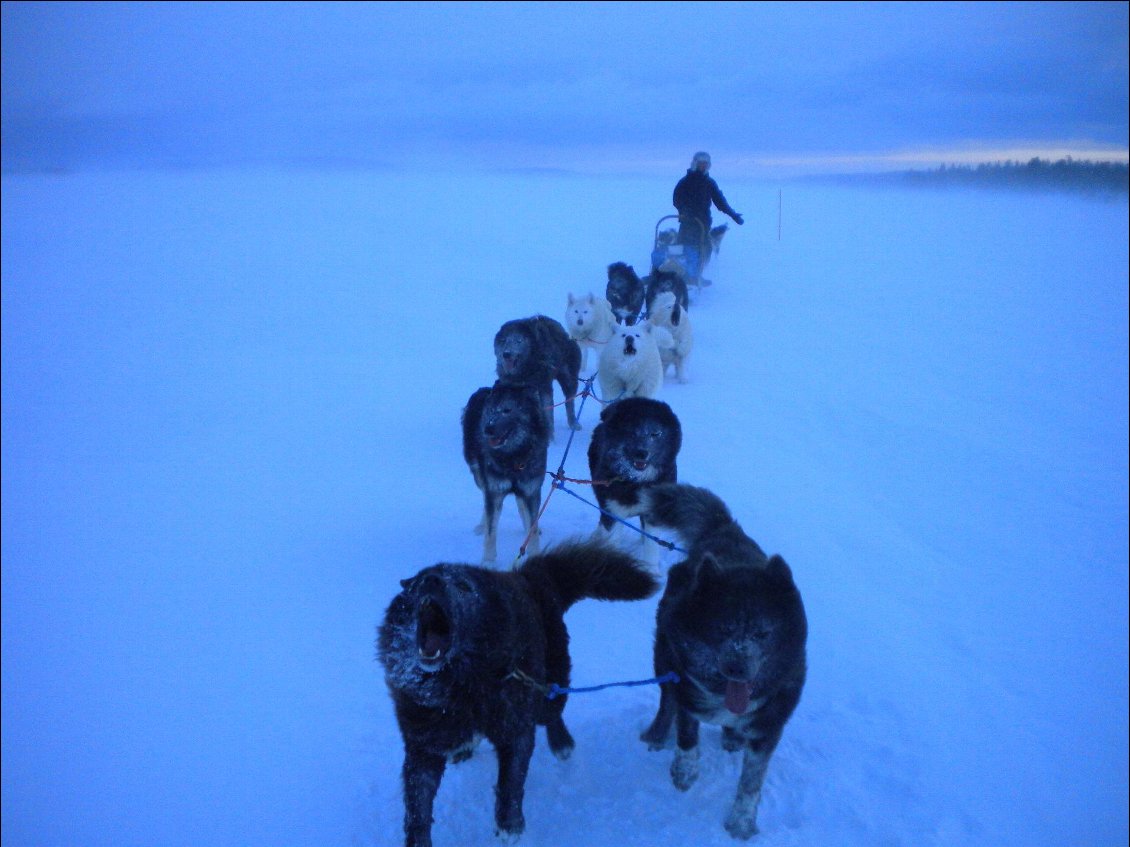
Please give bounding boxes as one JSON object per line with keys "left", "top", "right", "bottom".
{"left": 564, "top": 292, "right": 616, "bottom": 373}
{"left": 378, "top": 540, "right": 659, "bottom": 847}
{"left": 635, "top": 484, "right": 807, "bottom": 840}
{"left": 598, "top": 320, "right": 669, "bottom": 401}
{"left": 704, "top": 223, "right": 729, "bottom": 270}
{"left": 587, "top": 397, "right": 682, "bottom": 560}
{"left": 605, "top": 262, "right": 646, "bottom": 325}
{"left": 493, "top": 315, "right": 582, "bottom": 440}
{"left": 645, "top": 264, "right": 690, "bottom": 315}
{"left": 648, "top": 290, "right": 694, "bottom": 384}
{"left": 462, "top": 382, "right": 548, "bottom": 563}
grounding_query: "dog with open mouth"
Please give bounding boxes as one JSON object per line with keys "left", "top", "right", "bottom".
{"left": 632, "top": 483, "right": 807, "bottom": 840}
{"left": 587, "top": 397, "right": 682, "bottom": 562}
{"left": 462, "top": 381, "right": 548, "bottom": 564}
{"left": 377, "top": 540, "right": 659, "bottom": 847}
{"left": 597, "top": 320, "right": 669, "bottom": 402}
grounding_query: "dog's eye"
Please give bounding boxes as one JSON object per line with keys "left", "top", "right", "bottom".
{"left": 454, "top": 578, "right": 474, "bottom": 594}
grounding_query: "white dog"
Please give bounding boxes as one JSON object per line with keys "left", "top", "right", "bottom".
{"left": 598, "top": 320, "right": 671, "bottom": 401}
{"left": 565, "top": 292, "right": 616, "bottom": 373}
{"left": 649, "top": 290, "right": 694, "bottom": 383}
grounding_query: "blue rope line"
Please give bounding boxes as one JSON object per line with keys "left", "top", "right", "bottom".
{"left": 586, "top": 382, "right": 626, "bottom": 406}
{"left": 552, "top": 478, "right": 689, "bottom": 554}
{"left": 552, "top": 375, "right": 596, "bottom": 479}
{"left": 518, "top": 375, "right": 683, "bottom": 559}
{"left": 516, "top": 376, "right": 599, "bottom": 561}
{"left": 546, "top": 671, "right": 680, "bottom": 701}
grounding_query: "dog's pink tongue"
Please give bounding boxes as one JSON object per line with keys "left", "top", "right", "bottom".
{"left": 725, "top": 681, "right": 753, "bottom": 715}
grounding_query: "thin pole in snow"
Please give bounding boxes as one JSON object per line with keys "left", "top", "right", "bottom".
{"left": 777, "top": 188, "right": 782, "bottom": 241}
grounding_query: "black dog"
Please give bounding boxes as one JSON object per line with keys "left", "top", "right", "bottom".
{"left": 703, "top": 223, "right": 729, "bottom": 273}
{"left": 635, "top": 484, "right": 807, "bottom": 840}
{"left": 605, "top": 261, "right": 645, "bottom": 325}
{"left": 462, "top": 382, "right": 549, "bottom": 564}
{"left": 587, "top": 398, "right": 682, "bottom": 552}
{"left": 377, "top": 540, "right": 659, "bottom": 847}
{"left": 493, "top": 315, "right": 581, "bottom": 441}
{"left": 644, "top": 265, "right": 690, "bottom": 316}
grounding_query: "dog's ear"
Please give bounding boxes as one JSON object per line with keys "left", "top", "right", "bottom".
{"left": 568, "top": 292, "right": 575, "bottom": 305}
{"left": 691, "top": 553, "right": 725, "bottom": 593}
{"left": 399, "top": 577, "right": 413, "bottom": 590}
{"left": 671, "top": 303, "right": 681, "bottom": 327}
{"left": 767, "top": 554, "right": 794, "bottom": 583}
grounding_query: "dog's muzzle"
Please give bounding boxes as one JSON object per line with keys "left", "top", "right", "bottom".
{"left": 416, "top": 597, "right": 452, "bottom": 670}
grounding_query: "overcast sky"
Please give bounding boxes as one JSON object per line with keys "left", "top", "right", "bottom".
{"left": 2, "top": 1, "right": 1128, "bottom": 175}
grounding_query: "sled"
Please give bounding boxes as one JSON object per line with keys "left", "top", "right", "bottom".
{"left": 650, "top": 214, "right": 709, "bottom": 292}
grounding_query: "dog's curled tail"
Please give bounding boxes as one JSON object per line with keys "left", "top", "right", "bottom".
{"left": 641, "top": 483, "right": 735, "bottom": 546}
{"left": 521, "top": 540, "right": 659, "bottom": 610}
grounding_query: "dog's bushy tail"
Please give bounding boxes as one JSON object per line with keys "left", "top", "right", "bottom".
{"left": 642, "top": 483, "right": 735, "bottom": 547}
{"left": 521, "top": 540, "right": 659, "bottom": 610}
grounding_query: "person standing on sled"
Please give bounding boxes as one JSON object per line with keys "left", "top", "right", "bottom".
{"left": 672, "top": 151, "right": 744, "bottom": 285}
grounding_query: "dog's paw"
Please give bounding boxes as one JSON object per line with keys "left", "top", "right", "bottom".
{"left": 569, "top": 421, "right": 582, "bottom": 431}
{"left": 494, "top": 819, "right": 525, "bottom": 844}
{"left": 546, "top": 716, "right": 575, "bottom": 760}
{"left": 724, "top": 794, "right": 761, "bottom": 840}
{"left": 551, "top": 740, "right": 574, "bottom": 761}
{"left": 641, "top": 730, "right": 670, "bottom": 751}
{"left": 671, "top": 747, "right": 700, "bottom": 791}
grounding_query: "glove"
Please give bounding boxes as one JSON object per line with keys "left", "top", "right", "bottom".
{"left": 732, "top": 213, "right": 744, "bottom": 225}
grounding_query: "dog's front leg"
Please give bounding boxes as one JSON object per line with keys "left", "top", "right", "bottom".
{"left": 725, "top": 743, "right": 773, "bottom": 840}
{"left": 492, "top": 729, "right": 535, "bottom": 841}
{"left": 481, "top": 490, "right": 503, "bottom": 563}
{"left": 539, "top": 384, "right": 556, "bottom": 442}
{"left": 561, "top": 379, "right": 581, "bottom": 431}
{"left": 401, "top": 748, "right": 446, "bottom": 847}
{"left": 640, "top": 679, "right": 676, "bottom": 749}
{"left": 671, "top": 706, "right": 701, "bottom": 791}
{"left": 515, "top": 488, "right": 541, "bottom": 556}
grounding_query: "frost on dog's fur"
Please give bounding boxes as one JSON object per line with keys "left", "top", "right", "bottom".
{"left": 597, "top": 321, "right": 668, "bottom": 401}
{"left": 564, "top": 292, "right": 615, "bottom": 373}
{"left": 377, "top": 540, "right": 659, "bottom": 847}
{"left": 633, "top": 483, "right": 807, "bottom": 840}
{"left": 649, "top": 290, "right": 694, "bottom": 383}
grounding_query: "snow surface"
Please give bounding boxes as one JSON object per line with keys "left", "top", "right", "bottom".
{"left": 2, "top": 169, "right": 1127, "bottom": 847}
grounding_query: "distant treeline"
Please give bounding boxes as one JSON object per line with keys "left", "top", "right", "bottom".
{"left": 903, "top": 157, "right": 1128, "bottom": 193}
{"left": 815, "top": 157, "right": 1129, "bottom": 195}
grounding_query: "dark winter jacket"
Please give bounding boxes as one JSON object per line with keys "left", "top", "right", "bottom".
{"left": 672, "top": 169, "right": 741, "bottom": 228}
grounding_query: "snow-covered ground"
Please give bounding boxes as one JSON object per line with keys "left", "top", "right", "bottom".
{"left": 2, "top": 169, "right": 1127, "bottom": 847}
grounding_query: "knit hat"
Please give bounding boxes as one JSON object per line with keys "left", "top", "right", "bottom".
{"left": 691, "top": 151, "right": 711, "bottom": 168}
